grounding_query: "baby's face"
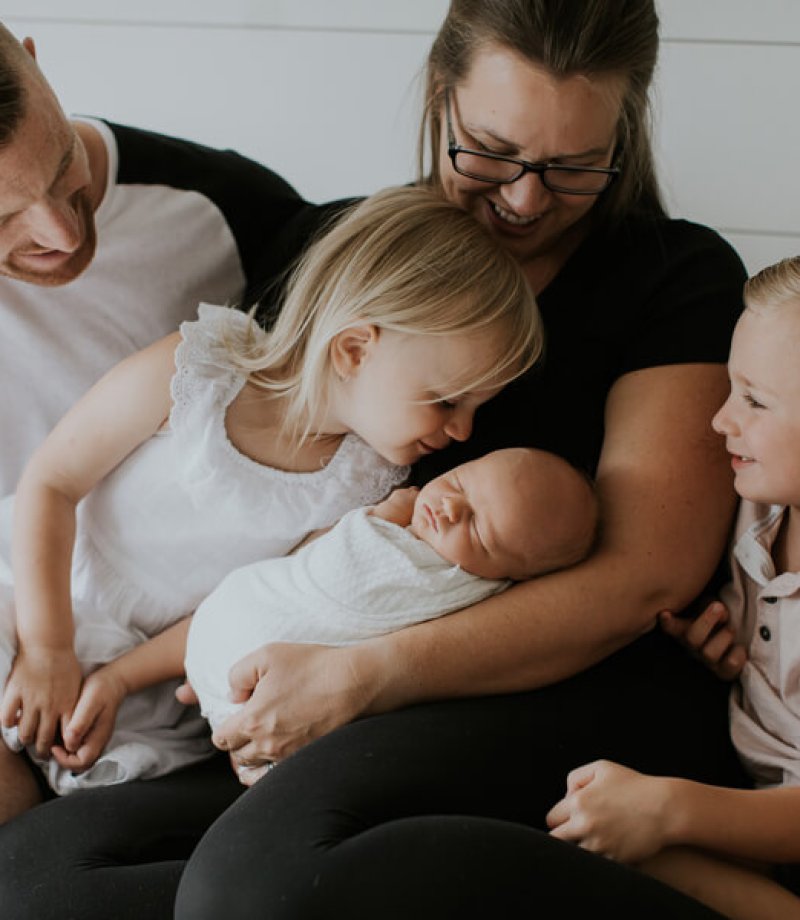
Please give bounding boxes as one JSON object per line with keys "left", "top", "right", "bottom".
{"left": 409, "top": 453, "right": 528, "bottom": 579}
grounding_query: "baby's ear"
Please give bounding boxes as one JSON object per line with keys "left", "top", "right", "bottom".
{"left": 329, "top": 325, "right": 379, "bottom": 378}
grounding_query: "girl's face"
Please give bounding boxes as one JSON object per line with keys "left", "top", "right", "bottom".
{"left": 438, "top": 43, "right": 623, "bottom": 273}
{"left": 333, "top": 325, "right": 508, "bottom": 467}
{"left": 712, "top": 305, "right": 800, "bottom": 507}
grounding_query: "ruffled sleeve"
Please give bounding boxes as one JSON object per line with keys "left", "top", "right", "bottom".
{"left": 169, "top": 303, "right": 260, "bottom": 433}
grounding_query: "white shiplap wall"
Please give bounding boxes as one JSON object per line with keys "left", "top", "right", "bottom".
{"left": 6, "top": 1, "right": 799, "bottom": 273}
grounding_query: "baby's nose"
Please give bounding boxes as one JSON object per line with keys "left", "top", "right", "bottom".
{"left": 440, "top": 495, "right": 463, "bottom": 523}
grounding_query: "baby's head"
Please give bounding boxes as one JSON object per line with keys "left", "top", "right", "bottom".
{"left": 713, "top": 255, "right": 800, "bottom": 507}
{"left": 409, "top": 448, "right": 598, "bottom": 580}
{"left": 230, "top": 185, "right": 543, "bottom": 462}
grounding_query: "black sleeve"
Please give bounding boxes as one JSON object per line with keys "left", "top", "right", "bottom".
{"left": 245, "top": 196, "right": 360, "bottom": 324}
{"left": 107, "top": 122, "right": 309, "bottom": 298}
{"left": 616, "top": 219, "right": 747, "bottom": 374}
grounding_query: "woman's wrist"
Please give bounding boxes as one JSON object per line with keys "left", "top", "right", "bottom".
{"left": 355, "top": 631, "right": 422, "bottom": 716}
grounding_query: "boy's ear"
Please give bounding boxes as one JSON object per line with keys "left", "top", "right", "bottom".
{"left": 330, "top": 325, "right": 379, "bottom": 379}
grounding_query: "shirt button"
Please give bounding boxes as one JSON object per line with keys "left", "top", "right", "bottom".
{"left": 763, "top": 596, "right": 778, "bottom": 604}
{"left": 759, "top": 625, "right": 772, "bottom": 641}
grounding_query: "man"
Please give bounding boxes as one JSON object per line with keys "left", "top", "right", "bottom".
{"left": 0, "top": 23, "right": 306, "bottom": 496}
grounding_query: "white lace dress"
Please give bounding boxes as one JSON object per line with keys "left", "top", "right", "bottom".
{"left": 0, "top": 304, "right": 407, "bottom": 794}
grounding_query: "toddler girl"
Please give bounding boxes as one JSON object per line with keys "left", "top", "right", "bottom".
{"left": 546, "top": 255, "right": 800, "bottom": 920}
{"left": 0, "top": 185, "right": 541, "bottom": 821}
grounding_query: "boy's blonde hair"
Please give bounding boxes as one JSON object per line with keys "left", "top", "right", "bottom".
{"left": 230, "top": 185, "right": 543, "bottom": 445}
{"left": 744, "top": 255, "right": 800, "bottom": 313}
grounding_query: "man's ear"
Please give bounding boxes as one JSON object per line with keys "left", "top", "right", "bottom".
{"left": 22, "top": 37, "right": 37, "bottom": 60}
{"left": 330, "top": 325, "right": 379, "bottom": 379}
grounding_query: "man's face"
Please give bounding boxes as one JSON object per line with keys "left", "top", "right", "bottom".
{"left": 0, "top": 73, "right": 96, "bottom": 285}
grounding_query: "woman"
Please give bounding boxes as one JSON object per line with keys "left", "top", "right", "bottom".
{"left": 0, "top": 2, "right": 747, "bottom": 917}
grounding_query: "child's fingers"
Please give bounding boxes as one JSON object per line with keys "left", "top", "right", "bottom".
{"left": 564, "top": 761, "right": 599, "bottom": 794}
{"left": 175, "top": 680, "right": 199, "bottom": 706}
{"left": 683, "top": 602, "right": 728, "bottom": 651}
{"left": 51, "top": 744, "right": 84, "bottom": 770}
{"left": 34, "top": 710, "right": 60, "bottom": 758}
{"left": 63, "top": 695, "right": 101, "bottom": 752}
{"left": 544, "top": 796, "right": 569, "bottom": 830}
{"left": 0, "top": 689, "right": 22, "bottom": 729}
{"left": 715, "top": 644, "right": 748, "bottom": 681}
{"left": 696, "top": 623, "right": 738, "bottom": 666}
{"left": 658, "top": 610, "right": 690, "bottom": 640}
{"left": 16, "top": 705, "right": 40, "bottom": 748}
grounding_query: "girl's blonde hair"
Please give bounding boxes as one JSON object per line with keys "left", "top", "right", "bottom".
{"left": 230, "top": 184, "right": 542, "bottom": 446}
{"left": 744, "top": 255, "right": 800, "bottom": 313}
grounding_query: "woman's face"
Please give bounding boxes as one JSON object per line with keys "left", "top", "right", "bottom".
{"left": 438, "top": 43, "right": 624, "bottom": 271}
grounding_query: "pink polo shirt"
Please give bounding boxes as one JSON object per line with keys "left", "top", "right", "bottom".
{"left": 721, "top": 500, "right": 800, "bottom": 788}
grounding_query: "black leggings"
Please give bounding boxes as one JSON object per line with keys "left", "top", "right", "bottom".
{"left": 0, "top": 632, "right": 743, "bottom": 919}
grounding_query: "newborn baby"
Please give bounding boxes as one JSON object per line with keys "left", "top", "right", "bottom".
{"left": 185, "top": 448, "right": 597, "bottom": 740}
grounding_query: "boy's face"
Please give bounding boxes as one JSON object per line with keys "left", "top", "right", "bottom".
{"left": 713, "top": 305, "right": 800, "bottom": 507}
{"left": 409, "top": 451, "right": 531, "bottom": 579}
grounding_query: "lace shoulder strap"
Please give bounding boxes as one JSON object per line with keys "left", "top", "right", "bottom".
{"left": 169, "top": 303, "right": 263, "bottom": 430}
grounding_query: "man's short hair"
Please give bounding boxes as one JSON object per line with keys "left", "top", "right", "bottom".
{"left": 0, "top": 25, "right": 28, "bottom": 146}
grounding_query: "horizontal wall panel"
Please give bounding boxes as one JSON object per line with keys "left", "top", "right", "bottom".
{"left": 10, "top": 21, "right": 431, "bottom": 203}
{"left": 720, "top": 231, "right": 800, "bottom": 276}
{"left": 654, "top": 42, "right": 800, "bottom": 236}
{"left": 13, "top": 3, "right": 800, "bottom": 43}
{"left": 658, "top": 0, "right": 800, "bottom": 44}
{"left": 7, "top": 2, "right": 448, "bottom": 33}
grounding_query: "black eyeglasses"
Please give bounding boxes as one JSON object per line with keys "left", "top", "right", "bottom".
{"left": 444, "top": 88, "right": 620, "bottom": 196}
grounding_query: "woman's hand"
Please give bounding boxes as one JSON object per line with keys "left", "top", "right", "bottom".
{"left": 212, "top": 641, "right": 380, "bottom": 772}
{"left": 546, "top": 760, "right": 676, "bottom": 864}
{"left": 0, "top": 646, "right": 83, "bottom": 757}
{"left": 50, "top": 664, "right": 128, "bottom": 772}
{"left": 659, "top": 601, "right": 746, "bottom": 681}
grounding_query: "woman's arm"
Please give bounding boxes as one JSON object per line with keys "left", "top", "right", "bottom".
{"left": 1, "top": 333, "right": 179, "bottom": 756}
{"left": 214, "top": 363, "right": 737, "bottom": 762}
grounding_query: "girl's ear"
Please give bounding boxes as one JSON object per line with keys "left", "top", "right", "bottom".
{"left": 330, "top": 325, "right": 379, "bottom": 379}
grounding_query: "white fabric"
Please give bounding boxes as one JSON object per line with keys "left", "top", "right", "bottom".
{"left": 721, "top": 500, "right": 800, "bottom": 788}
{"left": 0, "top": 118, "right": 246, "bottom": 498}
{"left": 187, "top": 507, "right": 509, "bottom": 730}
{"left": 0, "top": 305, "right": 407, "bottom": 793}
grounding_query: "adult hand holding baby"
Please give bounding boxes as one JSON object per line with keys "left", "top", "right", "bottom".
{"left": 211, "top": 641, "right": 383, "bottom": 778}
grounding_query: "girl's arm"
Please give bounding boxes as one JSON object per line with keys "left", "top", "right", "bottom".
{"left": 52, "top": 617, "right": 193, "bottom": 772}
{"left": 1, "top": 332, "right": 180, "bottom": 757}
{"left": 213, "top": 363, "right": 737, "bottom": 763}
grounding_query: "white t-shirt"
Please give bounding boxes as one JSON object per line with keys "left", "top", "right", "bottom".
{"left": 0, "top": 118, "right": 303, "bottom": 496}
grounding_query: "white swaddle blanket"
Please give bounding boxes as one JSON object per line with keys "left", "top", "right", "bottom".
{"left": 186, "top": 507, "right": 509, "bottom": 729}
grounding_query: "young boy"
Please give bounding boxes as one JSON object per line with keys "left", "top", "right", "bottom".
{"left": 547, "top": 256, "right": 800, "bottom": 920}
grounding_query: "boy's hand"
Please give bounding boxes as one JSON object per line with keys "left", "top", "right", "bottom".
{"left": 0, "top": 646, "right": 82, "bottom": 757}
{"left": 659, "top": 601, "right": 746, "bottom": 681}
{"left": 546, "top": 760, "right": 673, "bottom": 863}
{"left": 50, "top": 665, "right": 128, "bottom": 772}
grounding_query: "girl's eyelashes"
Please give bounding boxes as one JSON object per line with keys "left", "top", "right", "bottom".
{"left": 438, "top": 398, "right": 458, "bottom": 410}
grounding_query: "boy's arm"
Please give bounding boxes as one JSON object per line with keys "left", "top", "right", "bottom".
{"left": 643, "top": 847, "right": 800, "bottom": 920}
{"left": 53, "top": 617, "right": 193, "bottom": 772}
{"left": 548, "top": 759, "right": 800, "bottom": 865}
{"left": 1, "top": 332, "right": 180, "bottom": 756}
